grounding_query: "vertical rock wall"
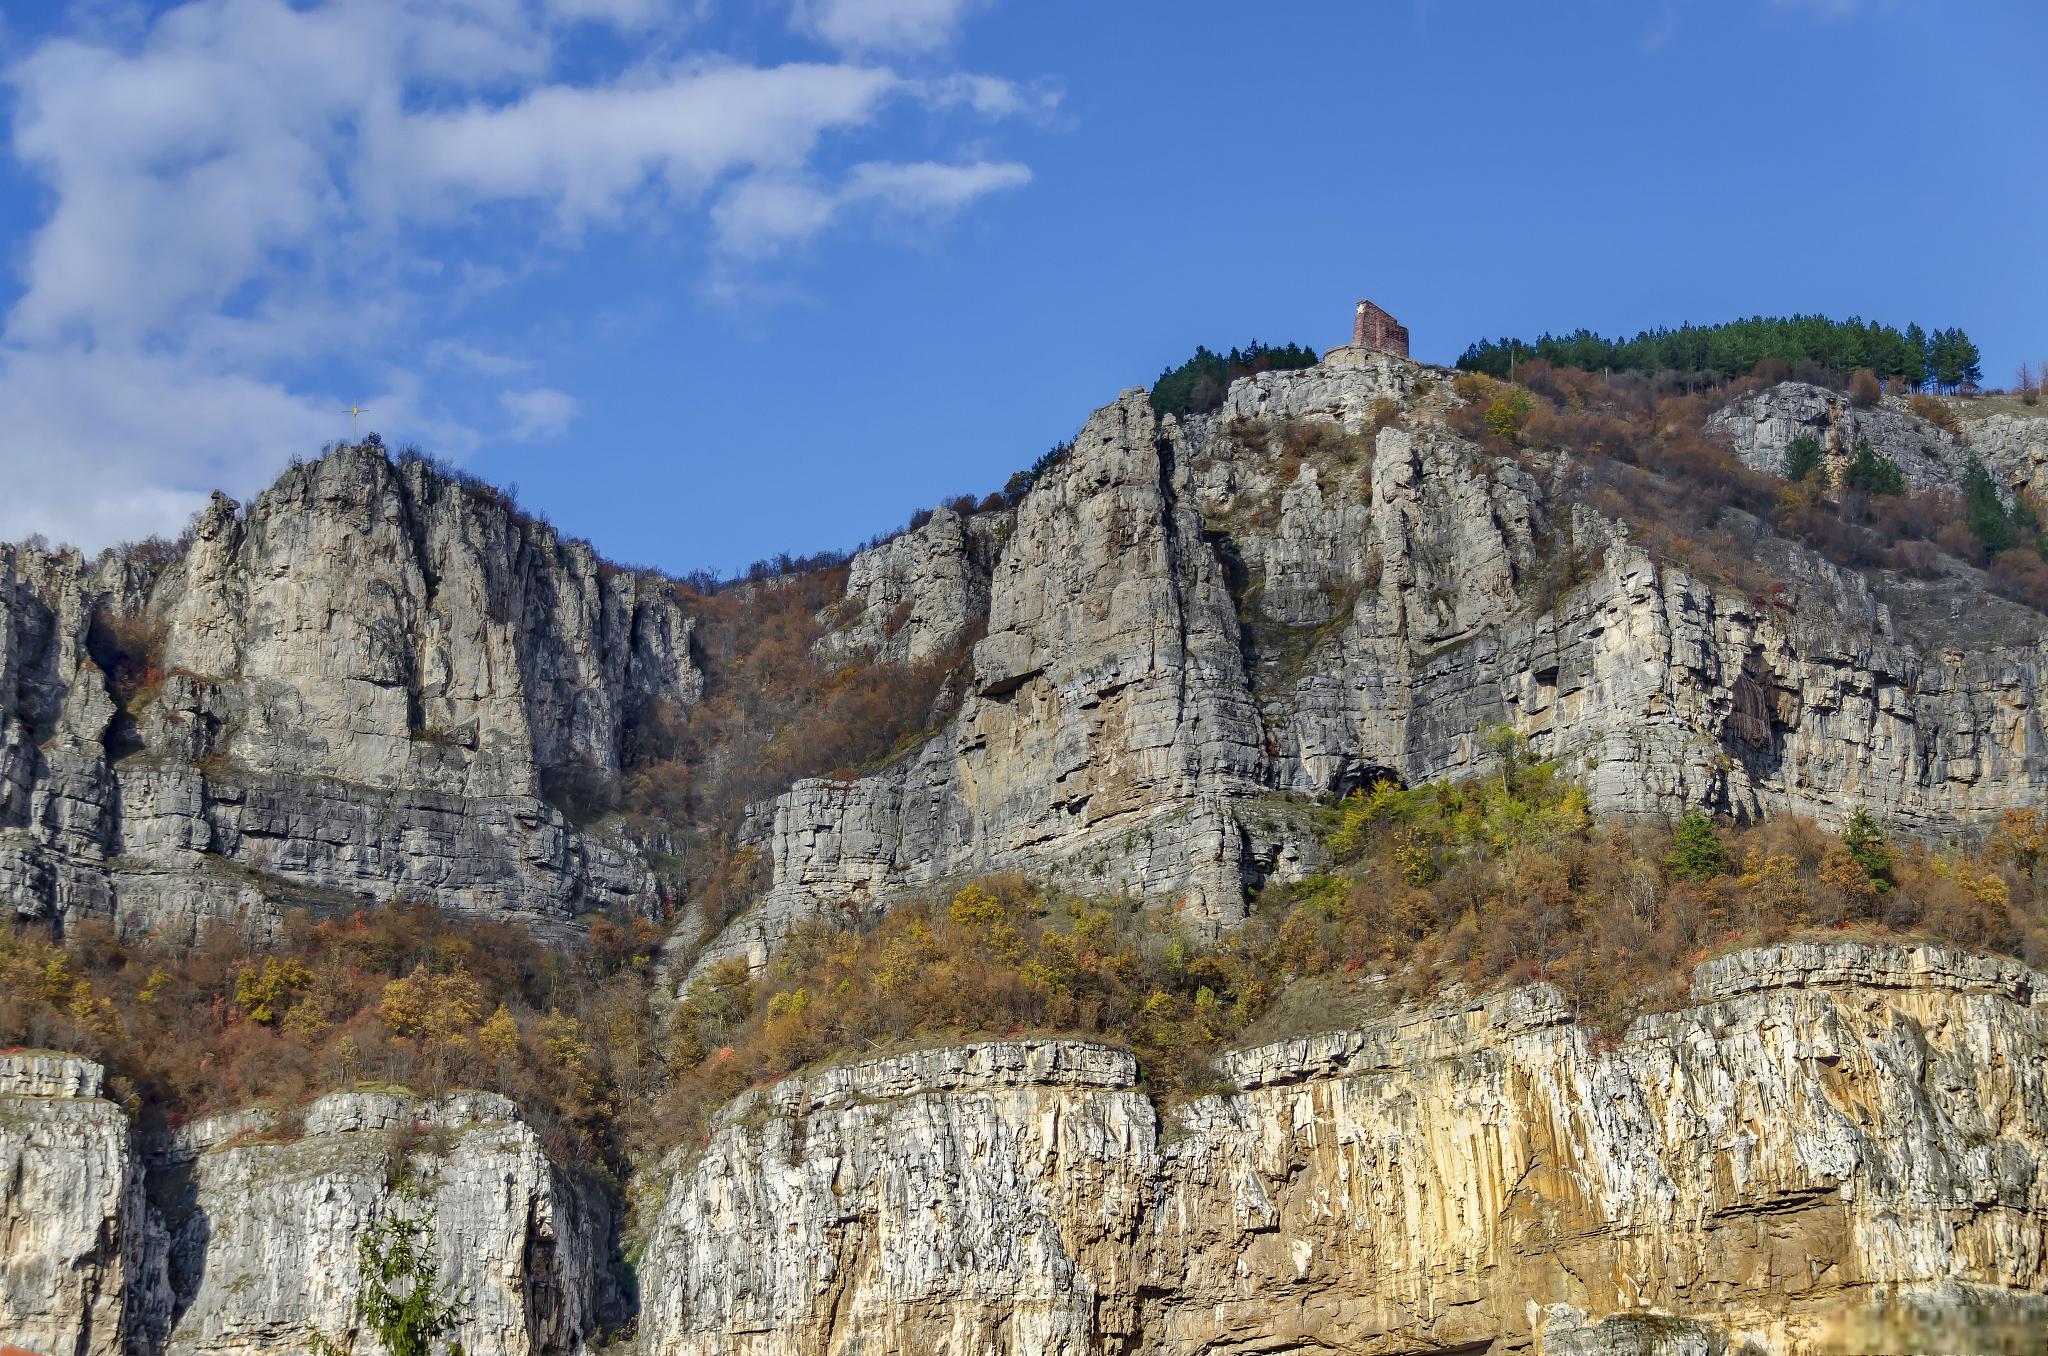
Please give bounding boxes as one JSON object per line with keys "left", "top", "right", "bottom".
{"left": 2, "top": 447, "right": 701, "bottom": 940}
{"left": 638, "top": 942, "right": 2048, "bottom": 1356}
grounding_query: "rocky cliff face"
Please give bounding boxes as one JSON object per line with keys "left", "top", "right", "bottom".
{"left": 637, "top": 941, "right": 2048, "bottom": 1356}
{"left": 0, "top": 1052, "right": 616, "bottom": 1356}
{"left": 700, "top": 359, "right": 2048, "bottom": 973}
{"left": 0, "top": 1053, "right": 163, "bottom": 1356}
{"left": 150, "top": 1089, "right": 615, "bottom": 1356}
{"left": 816, "top": 505, "right": 1005, "bottom": 668}
{"left": 1709, "top": 380, "right": 2048, "bottom": 510}
{"left": 2, "top": 446, "right": 699, "bottom": 942}
{"left": 1707, "top": 382, "right": 1974, "bottom": 491}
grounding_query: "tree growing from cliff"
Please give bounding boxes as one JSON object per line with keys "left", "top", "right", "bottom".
{"left": 1842, "top": 439, "right": 1905, "bottom": 497}
{"left": 1964, "top": 460, "right": 2025, "bottom": 557}
{"left": 310, "top": 1182, "right": 468, "bottom": 1356}
{"left": 1782, "top": 435, "right": 1826, "bottom": 484}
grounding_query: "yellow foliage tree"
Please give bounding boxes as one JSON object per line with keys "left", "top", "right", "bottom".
{"left": 378, "top": 965, "right": 484, "bottom": 1050}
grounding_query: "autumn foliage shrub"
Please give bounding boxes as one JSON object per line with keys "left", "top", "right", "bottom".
{"left": 1908, "top": 393, "right": 1961, "bottom": 435}
{"left": 0, "top": 903, "right": 663, "bottom": 1174}
{"left": 653, "top": 742, "right": 2048, "bottom": 1146}
{"left": 620, "top": 566, "right": 979, "bottom": 929}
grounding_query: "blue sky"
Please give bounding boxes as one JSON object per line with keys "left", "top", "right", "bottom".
{"left": 1, "top": 0, "right": 2042, "bottom": 573}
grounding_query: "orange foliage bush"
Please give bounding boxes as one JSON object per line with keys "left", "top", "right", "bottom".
{"left": 0, "top": 903, "right": 662, "bottom": 1172}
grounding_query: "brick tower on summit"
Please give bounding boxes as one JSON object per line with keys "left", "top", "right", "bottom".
{"left": 1350, "top": 300, "right": 1409, "bottom": 358}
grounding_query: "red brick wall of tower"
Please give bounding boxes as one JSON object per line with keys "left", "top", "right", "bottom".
{"left": 1351, "top": 301, "right": 1410, "bottom": 358}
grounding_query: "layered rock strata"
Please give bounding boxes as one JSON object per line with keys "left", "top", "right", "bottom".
{"left": 638, "top": 941, "right": 2048, "bottom": 1356}
{"left": 0, "top": 1053, "right": 163, "bottom": 1356}
{"left": 0, "top": 1053, "right": 615, "bottom": 1356}
{"left": 2, "top": 447, "right": 699, "bottom": 940}
{"left": 706, "top": 359, "right": 2048, "bottom": 972}
{"left": 151, "top": 1090, "right": 614, "bottom": 1356}
{"left": 816, "top": 505, "right": 1007, "bottom": 667}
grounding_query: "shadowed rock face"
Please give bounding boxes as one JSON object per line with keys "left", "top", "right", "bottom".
{"left": 637, "top": 942, "right": 2048, "bottom": 1356}
{"left": 2, "top": 446, "right": 700, "bottom": 941}
{"left": 699, "top": 360, "right": 2048, "bottom": 975}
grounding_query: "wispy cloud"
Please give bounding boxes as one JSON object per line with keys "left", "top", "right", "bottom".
{"left": 790, "top": 0, "right": 987, "bottom": 55}
{"left": 0, "top": 0, "right": 1033, "bottom": 550}
{"left": 500, "top": 386, "right": 580, "bottom": 441}
{"left": 712, "top": 158, "right": 1031, "bottom": 259}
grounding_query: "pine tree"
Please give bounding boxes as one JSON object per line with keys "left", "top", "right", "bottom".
{"left": 1963, "top": 460, "right": 2019, "bottom": 556}
{"left": 1666, "top": 809, "right": 1726, "bottom": 881}
{"left": 1843, "top": 439, "right": 1904, "bottom": 496}
{"left": 1782, "top": 434, "right": 1826, "bottom": 484}
{"left": 310, "top": 1182, "right": 469, "bottom": 1356}
{"left": 1840, "top": 809, "right": 1893, "bottom": 894}
{"left": 1953, "top": 329, "right": 1984, "bottom": 389}
{"left": 1903, "top": 322, "right": 1929, "bottom": 389}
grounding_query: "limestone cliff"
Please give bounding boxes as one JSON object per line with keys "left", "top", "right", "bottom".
{"left": 701, "top": 359, "right": 2048, "bottom": 973}
{"left": 0, "top": 1053, "right": 164, "bottom": 1356}
{"left": 149, "top": 1089, "right": 616, "bottom": 1356}
{"left": 637, "top": 941, "right": 2048, "bottom": 1356}
{"left": 2, "top": 446, "right": 699, "bottom": 941}
{"left": 0, "top": 1052, "right": 616, "bottom": 1356}
{"left": 1707, "top": 381, "right": 1975, "bottom": 492}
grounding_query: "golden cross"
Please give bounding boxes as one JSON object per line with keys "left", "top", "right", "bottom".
{"left": 344, "top": 401, "right": 368, "bottom": 438}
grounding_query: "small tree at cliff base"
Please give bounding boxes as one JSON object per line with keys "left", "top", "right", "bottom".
{"left": 311, "top": 1180, "right": 468, "bottom": 1356}
{"left": 1665, "top": 809, "right": 1726, "bottom": 882}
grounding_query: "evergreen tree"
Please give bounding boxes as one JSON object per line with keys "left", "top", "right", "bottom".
{"left": 310, "top": 1182, "right": 469, "bottom": 1356}
{"left": 1953, "top": 329, "right": 1984, "bottom": 389}
{"left": 1150, "top": 340, "right": 1318, "bottom": 416}
{"left": 1456, "top": 314, "right": 1944, "bottom": 383}
{"left": 1842, "top": 439, "right": 1905, "bottom": 496}
{"left": 1666, "top": 809, "right": 1726, "bottom": 881}
{"left": 1963, "top": 459, "right": 2020, "bottom": 556}
{"left": 1930, "top": 329, "right": 1964, "bottom": 392}
{"left": 1839, "top": 809, "right": 1894, "bottom": 894}
{"left": 1782, "top": 434, "right": 1826, "bottom": 484}
{"left": 1903, "top": 322, "right": 1929, "bottom": 389}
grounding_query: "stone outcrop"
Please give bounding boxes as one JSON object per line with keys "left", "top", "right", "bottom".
{"left": 0, "top": 1056, "right": 615, "bottom": 1356}
{"left": 702, "top": 359, "right": 2048, "bottom": 974}
{"left": 1971, "top": 410, "right": 2048, "bottom": 504}
{"left": 694, "top": 390, "right": 1275, "bottom": 972}
{"left": 2, "top": 446, "right": 699, "bottom": 941}
{"left": 150, "top": 1089, "right": 615, "bottom": 1356}
{"left": 1707, "top": 381, "right": 1974, "bottom": 492}
{"left": 637, "top": 941, "right": 2048, "bottom": 1356}
{"left": 816, "top": 505, "right": 1005, "bottom": 668}
{"left": 0, "top": 1053, "right": 164, "bottom": 1356}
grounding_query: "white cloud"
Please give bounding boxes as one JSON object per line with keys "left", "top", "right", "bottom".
{"left": 925, "top": 73, "right": 1059, "bottom": 119}
{"left": 0, "top": 345, "right": 341, "bottom": 548}
{"left": 379, "top": 63, "right": 899, "bottom": 225}
{"left": 426, "top": 339, "right": 532, "bottom": 378}
{"left": 0, "top": 0, "right": 1033, "bottom": 551}
{"left": 500, "top": 386, "right": 579, "bottom": 441}
{"left": 792, "top": 0, "right": 984, "bottom": 55}
{"left": 545, "top": 0, "right": 685, "bottom": 29}
{"left": 715, "top": 158, "right": 1028, "bottom": 257}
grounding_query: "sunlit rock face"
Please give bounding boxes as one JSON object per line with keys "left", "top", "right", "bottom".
{"left": 2, "top": 446, "right": 700, "bottom": 942}
{"left": 638, "top": 942, "right": 2048, "bottom": 1356}
{"left": 702, "top": 362, "right": 2048, "bottom": 975}
{"left": 0, "top": 1059, "right": 616, "bottom": 1356}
